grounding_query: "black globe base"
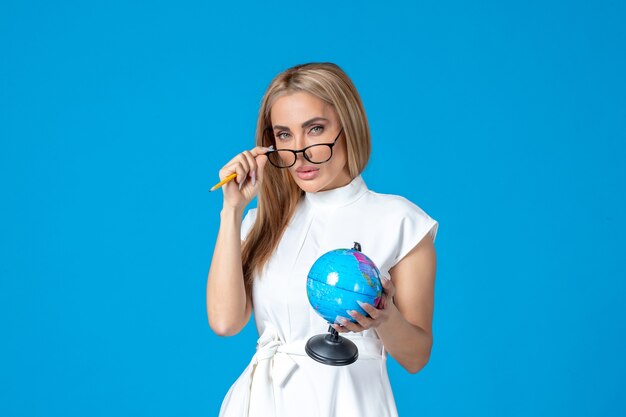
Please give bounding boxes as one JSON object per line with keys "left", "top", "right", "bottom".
{"left": 305, "top": 325, "right": 358, "bottom": 366}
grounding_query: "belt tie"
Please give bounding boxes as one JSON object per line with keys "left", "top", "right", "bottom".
{"left": 218, "top": 326, "right": 384, "bottom": 417}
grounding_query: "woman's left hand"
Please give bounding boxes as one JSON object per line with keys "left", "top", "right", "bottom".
{"left": 331, "top": 277, "right": 396, "bottom": 333}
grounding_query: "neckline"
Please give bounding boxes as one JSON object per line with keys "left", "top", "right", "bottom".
{"left": 303, "top": 174, "right": 368, "bottom": 208}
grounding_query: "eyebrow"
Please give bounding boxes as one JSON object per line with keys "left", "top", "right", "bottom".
{"left": 272, "top": 117, "right": 329, "bottom": 131}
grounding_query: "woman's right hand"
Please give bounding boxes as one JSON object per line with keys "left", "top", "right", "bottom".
{"left": 218, "top": 146, "right": 272, "bottom": 210}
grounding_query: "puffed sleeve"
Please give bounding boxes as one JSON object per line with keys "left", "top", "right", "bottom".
{"left": 240, "top": 207, "right": 258, "bottom": 242}
{"left": 390, "top": 199, "right": 439, "bottom": 267}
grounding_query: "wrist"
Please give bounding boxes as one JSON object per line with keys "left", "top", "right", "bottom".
{"left": 220, "top": 205, "right": 245, "bottom": 219}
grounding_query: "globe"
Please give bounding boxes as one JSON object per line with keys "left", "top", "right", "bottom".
{"left": 307, "top": 244, "right": 383, "bottom": 325}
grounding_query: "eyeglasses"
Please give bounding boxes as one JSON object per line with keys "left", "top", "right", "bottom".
{"left": 265, "top": 127, "right": 344, "bottom": 169}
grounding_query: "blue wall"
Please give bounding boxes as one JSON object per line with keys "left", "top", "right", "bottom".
{"left": 1, "top": 1, "right": 625, "bottom": 416}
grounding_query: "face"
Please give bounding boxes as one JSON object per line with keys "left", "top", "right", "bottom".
{"left": 270, "top": 91, "right": 351, "bottom": 193}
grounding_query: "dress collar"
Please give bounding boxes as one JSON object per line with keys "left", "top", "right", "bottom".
{"left": 304, "top": 174, "right": 368, "bottom": 208}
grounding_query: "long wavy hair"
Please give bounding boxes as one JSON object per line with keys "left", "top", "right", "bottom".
{"left": 242, "top": 62, "right": 371, "bottom": 297}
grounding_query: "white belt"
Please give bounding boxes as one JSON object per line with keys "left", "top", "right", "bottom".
{"left": 219, "top": 326, "right": 385, "bottom": 417}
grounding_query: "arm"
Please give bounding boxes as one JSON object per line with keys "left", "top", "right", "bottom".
{"left": 374, "top": 232, "right": 437, "bottom": 373}
{"left": 206, "top": 206, "right": 252, "bottom": 336}
{"left": 332, "top": 232, "right": 437, "bottom": 373}
{"left": 206, "top": 145, "right": 270, "bottom": 336}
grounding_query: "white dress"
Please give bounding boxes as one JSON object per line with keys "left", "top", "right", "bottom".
{"left": 218, "top": 174, "right": 439, "bottom": 417}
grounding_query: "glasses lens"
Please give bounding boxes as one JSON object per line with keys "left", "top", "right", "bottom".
{"left": 268, "top": 150, "right": 296, "bottom": 168}
{"left": 305, "top": 144, "right": 332, "bottom": 163}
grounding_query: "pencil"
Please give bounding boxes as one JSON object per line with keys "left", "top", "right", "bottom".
{"left": 210, "top": 172, "right": 238, "bottom": 192}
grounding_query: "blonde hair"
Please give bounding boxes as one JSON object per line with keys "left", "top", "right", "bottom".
{"left": 242, "top": 62, "right": 371, "bottom": 295}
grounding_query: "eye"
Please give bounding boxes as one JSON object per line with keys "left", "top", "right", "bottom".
{"left": 275, "top": 132, "right": 291, "bottom": 140}
{"left": 309, "top": 125, "right": 324, "bottom": 134}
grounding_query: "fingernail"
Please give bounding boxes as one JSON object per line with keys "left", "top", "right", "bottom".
{"left": 251, "top": 170, "right": 256, "bottom": 186}
{"left": 346, "top": 310, "right": 355, "bottom": 317}
{"left": 356, "top": 300, "right": 365, "bottom": 308}
{"left": 238, "top": 179, "right": 244, "bottom": 190}
{"left": 335, "top": 316, "right": 348, "bottom": 324}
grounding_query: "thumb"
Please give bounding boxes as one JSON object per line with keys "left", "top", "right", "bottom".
{"left": 381, "top": 276, "right": 394, "bottom": 296}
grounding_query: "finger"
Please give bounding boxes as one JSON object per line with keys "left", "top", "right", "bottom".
{"left": 220, "top": 163, "right": 247, "bottom": 190}
{"left": 219, "top": 162, "right": 240, "bottom": 181}
{"left": 241, "top": 150, "right": 258, "bottom": 185}
{"left": 331, "top": 323, "right": 349, "bottom": 333}
{"left": 248, "top": 146, "right": 272, "bottom": 184}
{"left": 235, "top": 153, "right": 250, "bottom": 184}
{"left": 249, "top": 145, "right": 273, "bottom": 157}
{"left": 378, "top": 293, "right": 387, "bottom": 310}
{"left": 220, "top": 151, "right": 249, "bottom": 180}
{"left": 242, "top": 150, "right": 257, "bottom": 170}
{"left": 222, "top": 147, "right": 270, "bottom": 182}
{"left": 336, "top": 316, "right": 364, "bottom": 333}
{"left": 381, "top": 277, "right": 396, "bottom": 298}
{"left": 357, "top": 300, "right": 381, "bottom": 319}
{"left": 381, "top": 277, "right": 392, "bottom": 289}
{"left": 347, "top": 309, "right": 374, "bottom": 329}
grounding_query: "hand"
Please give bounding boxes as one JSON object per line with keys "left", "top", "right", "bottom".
{"left": 218, "top": 146, "right": 271, "bottom": 210}
{"left": 331, "top": 277, "right": 396, "bottom": 334}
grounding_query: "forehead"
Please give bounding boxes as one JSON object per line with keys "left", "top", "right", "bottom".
{"left": 270, "top": 91, "right": 335, "bottom": 126}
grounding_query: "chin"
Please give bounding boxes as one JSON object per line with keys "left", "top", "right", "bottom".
{"left": 295, "top": 180, "right": 325, "bottom": 193}
{"left": 291, "top": 173, "right": 327, "bottom": 193}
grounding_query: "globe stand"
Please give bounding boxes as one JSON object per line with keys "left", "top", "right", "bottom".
{"left": 305, "top": 325, "right": 358, "bottom": 366}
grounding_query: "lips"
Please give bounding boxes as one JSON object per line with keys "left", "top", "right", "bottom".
{"left": 296, "top": 166, "right": 319, "bottom": 173}
{"left": 295, "top": 166, "right": 320, "bottom": 180}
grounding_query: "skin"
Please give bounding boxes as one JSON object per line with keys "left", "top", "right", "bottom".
{"left": 207, "top": 91, "right": 437, "bottom": 374}
{"left": 270, "top": 91, "right": 352, "bottom": 192}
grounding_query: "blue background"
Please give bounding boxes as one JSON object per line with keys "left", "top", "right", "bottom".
{"left": 1, "top": 1, "right": 625, "bottom": 416}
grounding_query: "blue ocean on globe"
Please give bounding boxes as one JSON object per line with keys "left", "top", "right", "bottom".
{"left": 307, "top": 248, "right": 383, "bottom": 324}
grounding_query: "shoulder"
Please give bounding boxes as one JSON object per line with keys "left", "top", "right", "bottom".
{"left": 361, "top": 190, "right": 435, "bottom": 224}
{"left": 360, "top": 189, "right": 439, "bottom": 266}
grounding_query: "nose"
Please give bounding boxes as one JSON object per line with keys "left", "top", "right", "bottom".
{"left": 293, "top": 134, "right": 310, "bottom": 160}
{"left": 294, "top": 133, "right": 308, "bottom": 151}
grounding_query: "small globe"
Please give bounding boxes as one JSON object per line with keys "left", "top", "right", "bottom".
{"left": 307, "top": 246, "right": 383, "bottom": 325}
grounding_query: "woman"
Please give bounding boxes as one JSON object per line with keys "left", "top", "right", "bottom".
{"left": 207, "top": 62, "right": 439, "bottom": 417}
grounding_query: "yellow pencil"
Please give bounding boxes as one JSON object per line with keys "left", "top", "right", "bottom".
{"left": 210, "top": 172, "right": 239, "bottom": 192}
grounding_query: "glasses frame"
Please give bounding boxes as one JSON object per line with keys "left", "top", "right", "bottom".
{"left": 265, "top": 127, "right": 344, "bottom": 169}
